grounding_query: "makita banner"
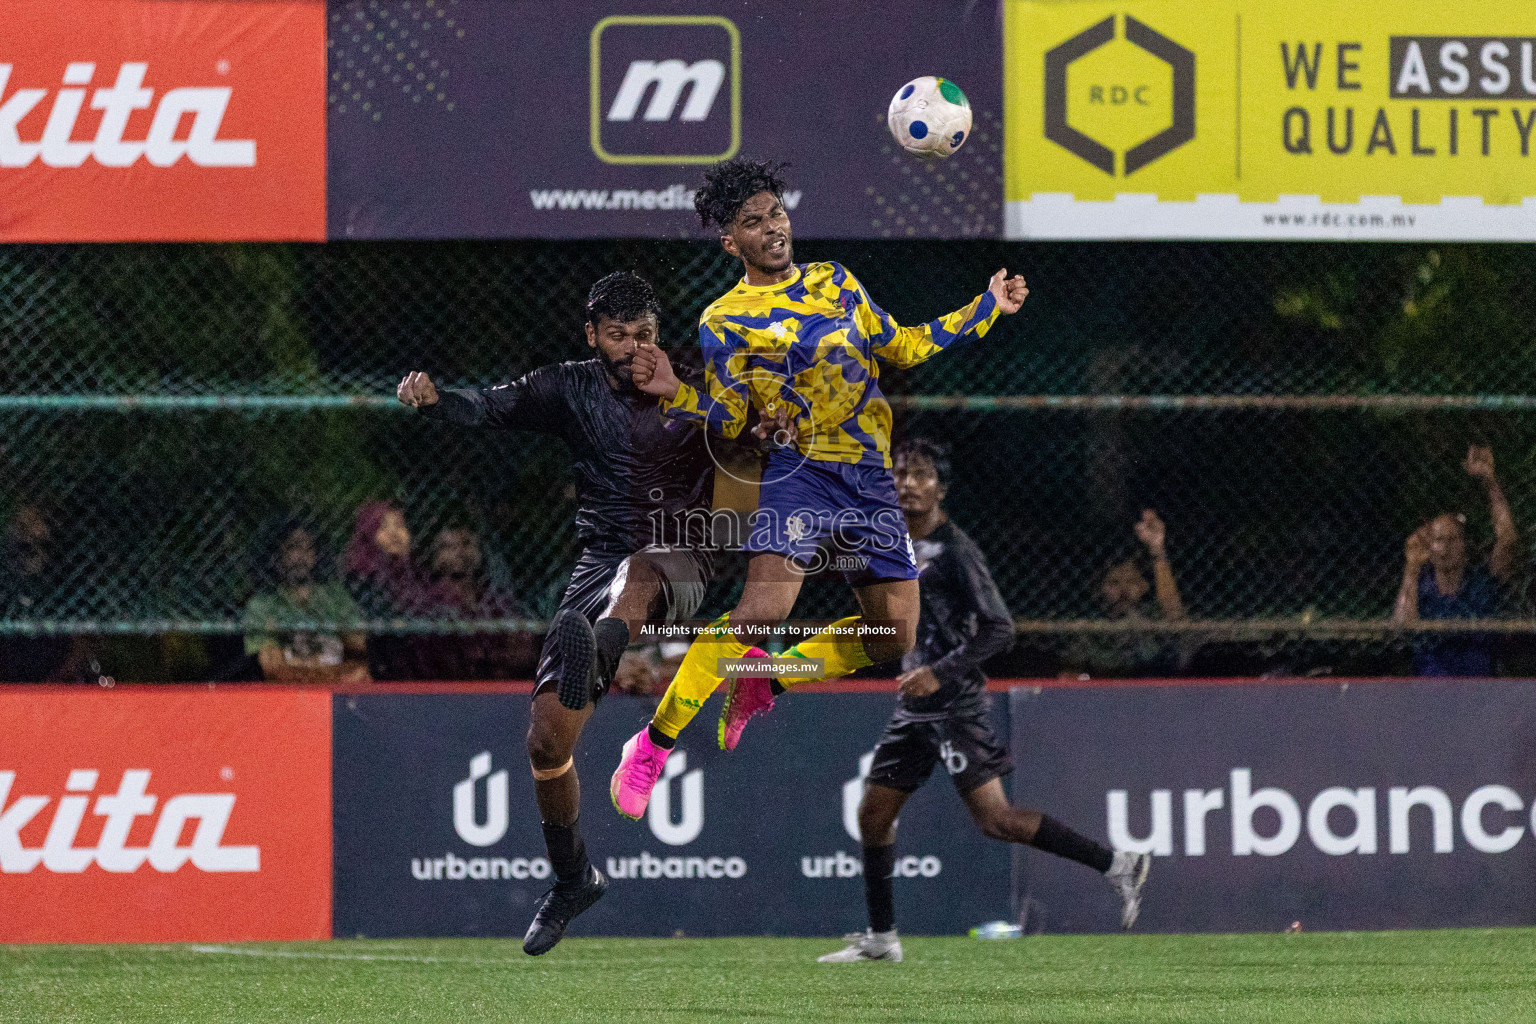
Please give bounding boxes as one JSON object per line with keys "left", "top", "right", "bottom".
{"left": 0, "top": 0, "right": 326, "bottom": 241}
{"left": 325, "top": 0, "right": 1002, "bottom": 239}
{"left": 1009, "top": 679, "right": 1536, "bottom": 933}
{"left": 0, "top": 689, "right": 332, "bottom": 942}
{"left": 332, "top": 692, "right": 1012, "bottom": 938}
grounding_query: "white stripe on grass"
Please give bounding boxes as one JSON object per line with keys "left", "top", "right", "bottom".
{"left": 191, "top": 944, "right": 513, "bottom": 965}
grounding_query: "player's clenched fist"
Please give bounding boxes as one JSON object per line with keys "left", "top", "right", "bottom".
{"left": 631, "top": 343, "right": 681, "bottom": 401}
{"left": 987, "top": 268, "right": 1029, "bottom": 315}
{"left": 397, "top": 371, "right": 439, "bottom": 408}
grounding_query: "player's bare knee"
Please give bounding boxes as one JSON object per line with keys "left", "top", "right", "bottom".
{"left": 858, "top": 790, "right": 902, "bottom": 844}
{"left": 862, "top": 627, "right": 915, "bottom": 665}
{"left": 525, "top": 716, "right": 573, "bottom": 770}
{"left": 732, "top": 593, "right": 794, "bottom": 626}
{"left": 974, "top": 808, "right": 1010, "bottom": 842}
{"left": 602, "top": 557, "right": 662, "bottom": 628}
{"left": 858, "top": 804, "right": 898, "bottom": 845}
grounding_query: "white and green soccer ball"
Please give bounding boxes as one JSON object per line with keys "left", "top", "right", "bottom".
{"left": 887, "top": 76, "right": 972, "bottom": 159}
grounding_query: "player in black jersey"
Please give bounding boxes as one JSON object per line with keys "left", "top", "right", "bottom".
{"left": 817, "top": 439, "right": 1150, "bottom": 963}
{"left": 397, "top": 272, "right": 719, "bottom": 956}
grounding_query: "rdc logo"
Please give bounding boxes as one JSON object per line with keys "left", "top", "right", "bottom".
{"left": 1044, "top": 13, "right": 1195, "bottom": 175}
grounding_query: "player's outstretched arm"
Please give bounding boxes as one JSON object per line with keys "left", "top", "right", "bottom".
{"left": 635, "top": 342, "right": 786, "bottom": 447}
{"left": 645, "top": 326, "right": 751, "bottom": 440}
{"left": 987, "top": 268, "right": 1030, "bottom": 315}
{"left": 397, "top": 371, "right": 439, "bottom": 408}
{"left": 400, "top": 366, "right": 563, "bottom": 432}
{"left": 858, "top": 266, "right": 1027, "bottom": 369}
{"left": 631, "top": 344, "right": 680, "bottom": 401}
{"left": 400, "top": 367, "right": 485, "bottom": 425}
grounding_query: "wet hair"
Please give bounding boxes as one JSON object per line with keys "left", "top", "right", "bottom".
{"left": 893, "top": 437, "right": 951, "bottom": 488}
{"left": 693, "top": 157, "right": 790, "bottom": 230}
{"left": 585, "top": 271, "right": 661, "bottom": 326}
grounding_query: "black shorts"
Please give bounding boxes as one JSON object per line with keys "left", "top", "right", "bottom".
{"left": 866, "top": 708, "right": 1013, "bottom": 795}
{"left": 533, "top": 545, "right": 711, "bottom": 700}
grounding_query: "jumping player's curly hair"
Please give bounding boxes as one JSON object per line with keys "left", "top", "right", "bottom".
{"left": 693, "top": 157, "right": 790, "bottom": 230}
{"left": 585, "top": 270, "right": 661, "bottom": 325}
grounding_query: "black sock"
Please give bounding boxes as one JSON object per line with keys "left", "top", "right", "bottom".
{"left": 593, "top": 617, "right": 630, "bottom": 682}
{"left": 647, "top": 723, "right": 675, "bottom": 749}
{"left": 862, "top": 842, "right": 896, "bottom": 933}
{"left": 1031, "top": 814, "right": 1114, "bottom": 874}
{"left": 541, "top": 817, "right": 592, "bottom": 887}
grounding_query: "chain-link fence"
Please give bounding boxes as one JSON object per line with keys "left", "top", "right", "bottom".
{"left": 4, "top": 240, "right": 1536, "bottom": 680}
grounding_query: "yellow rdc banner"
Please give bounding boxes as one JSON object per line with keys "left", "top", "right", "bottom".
{"left": 1006, "top": 0, "right": 1536, "bottom": 238}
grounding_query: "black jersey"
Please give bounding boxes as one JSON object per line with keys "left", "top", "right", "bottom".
{"left": 421, "top": 360, "right": 715, "bottom": 558}
{"left": 895, "top": 519, "right": 1015, "bottom": 721}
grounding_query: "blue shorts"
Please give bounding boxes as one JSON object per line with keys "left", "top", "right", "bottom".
{"left": 745, "top": 453, "right": 919, "bottom": 584}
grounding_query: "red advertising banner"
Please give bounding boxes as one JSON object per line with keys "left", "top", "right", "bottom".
{"left": 0, "top": 0, "right": 325, "bottom": 241}
{"left": 0, "top": 688, "right": 331, "bottom": 942}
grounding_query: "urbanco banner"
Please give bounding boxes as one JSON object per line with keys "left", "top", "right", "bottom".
{"left": 325, "top": 0, "right": 1003, "bottom": 239}
{"left": 331, "top": 692, "right": 1011, "bottom": 938}
{"left": 1009, "top": 679, "right": 1536, "bottom": 933}
{"left": 1006, "top": 1, "right": 1536, "bottom": 239}
{"left": 0, "top": 689, "right": 332, "bottom": 942}
{"left": 0, "top": 0, "right": 327, "bottom": 241}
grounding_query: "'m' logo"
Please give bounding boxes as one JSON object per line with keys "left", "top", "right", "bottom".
{"left": 608, "top": 60, "right": 723, "bottom": 123}
{"left": 1044, "top": 15, "right": 1194, "bottom": 175}
{"left": 590, "top": 15, "right": 741, "bottom": 165}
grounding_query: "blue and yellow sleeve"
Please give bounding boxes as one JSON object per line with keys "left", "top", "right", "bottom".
{"left": 848, "top": 271, "right": 1002, "bottom": 369}
{"left": 660, "top": 320, "right": 751, "bottom": 439}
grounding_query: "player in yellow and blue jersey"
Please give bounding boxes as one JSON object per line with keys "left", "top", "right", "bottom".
{"left": 611, "top": 158, "right": 1028, "bottom": 818}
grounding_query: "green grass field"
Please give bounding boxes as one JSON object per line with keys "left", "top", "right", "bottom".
{"left": 3, "top": 930, "right": 1534, "bottom": 1023}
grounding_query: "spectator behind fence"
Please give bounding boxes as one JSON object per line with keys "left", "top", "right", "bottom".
{"left": 417, "top": 524, "right": 536, "bottom": 679}
{"left": 344, "top": 500, "right": 439, "bottom": 680}
{"left": 1061, "top": 510, "right": 1187, "bottom": 679}
{"left": 244, "top": 516, "right": 369, "bottom": 683}
{"left": 0, "top": 504, "right": 97, "bottom": 682}
{"left": 1392, "top": 445, "right": 1516, "bottom": 677}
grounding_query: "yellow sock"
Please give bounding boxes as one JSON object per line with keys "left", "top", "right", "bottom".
{"left": 776, "top": 615, "right": 873, "bottom": 690}
{"left": 651, "top": 614, "right": 750, "bottom": 738}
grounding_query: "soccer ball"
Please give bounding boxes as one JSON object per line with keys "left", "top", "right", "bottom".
{"left": 887, "top": 76, "right": 972, "bottom": 159}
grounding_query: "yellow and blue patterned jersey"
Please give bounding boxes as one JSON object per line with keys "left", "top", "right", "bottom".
{"left": 660, "top": 261, "right": 1001, "bottom": 467}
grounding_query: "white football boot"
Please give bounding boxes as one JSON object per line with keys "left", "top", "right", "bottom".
{"left": 1107, "top": 850, "right": 1151, "bottom": 930}
{"left": 817, "top": 929, "right": 903, "bottom": 963}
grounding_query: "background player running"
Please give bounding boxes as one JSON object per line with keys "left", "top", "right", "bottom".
{"left": 397, "top": 272, "right": 719, "bottom": 955}
{"left": 819, "top": 439, "right": 1150, "bottom": 963}
{"left": 612, "top": 157, "right": 1029, "bottom": 817}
